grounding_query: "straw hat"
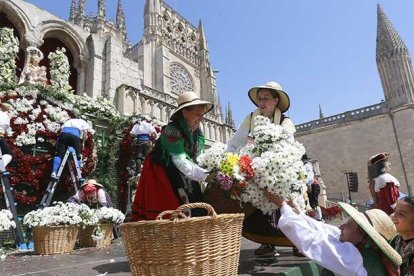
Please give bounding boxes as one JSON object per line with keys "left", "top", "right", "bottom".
{"left": 248, "top": 81, "right": 290, "bottom": 113}
{"left": 338, "top": 202, "right": 402, "bottom": 266}
{"left": 170, "top": 91, "right": 214, "bottom": 119}
{"left": 80, "top": 179, "right": 104, "bottom": 189}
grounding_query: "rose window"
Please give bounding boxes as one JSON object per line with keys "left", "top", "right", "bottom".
{"left": 170, "top": 63, "right": 194, "bottom": 94}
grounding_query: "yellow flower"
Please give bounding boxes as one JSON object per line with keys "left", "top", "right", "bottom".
{"left": 220, "top": 153, "right": 240, "bottom": 176}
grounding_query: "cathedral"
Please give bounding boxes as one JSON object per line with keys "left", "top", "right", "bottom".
{"left": 0, "top": 0, "right": 235, "bottom": 144}
{"left": 296, "top": 5, "right": 414, "bottom": 204}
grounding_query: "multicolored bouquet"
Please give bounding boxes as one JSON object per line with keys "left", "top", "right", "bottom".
{"left": 198, "top": 115, "right": 308, "bottom": 215}
{"left": 199, "top": 143, "right": 254, "bottom": 200}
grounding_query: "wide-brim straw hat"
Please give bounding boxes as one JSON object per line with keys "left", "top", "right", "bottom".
{"left": 248, "top": 81, "right": 290, "bottom": 113}
{"left": 338, "top": 202, "right": 401, "bottom": 266}
{"left": 80, "top": 179, "right": 104, "bottom": 189}
{"left": 170, "top": 91, "right": 214, "bottom": 119}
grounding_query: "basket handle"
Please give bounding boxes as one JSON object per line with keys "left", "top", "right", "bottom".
{"left": 175, "top": 203, "right": 217, "bottom": 219}
{"left": 156, "top": 210, "right": 187, "bottom": 220}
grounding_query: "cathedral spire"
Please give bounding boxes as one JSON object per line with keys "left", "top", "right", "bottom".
{"left": 69, "top": 0, "right": 78, "bottom": 23}
{"left": 197, "top": 20, "right": 209, "bottom": 51}
{"left": 319, "top": 104, "right": 324, "bottom": 119}
{"left": 376, "top": 4, "right": 408, "bottom": 60}
{"left": 226, "top": 102, "right": 235, "bottom": 127}
{"left": 116, "top": 0, "right": 126, "bottom": 34}
{"left": 144, "top": 0, "right": 161, "bottom": 36}
{"left": 376, "top": 4, "right": 414, "bottom": 108}
{"left": 76, "top": 0, "right": 86, "bottom": 24}
{"left": 97, "top": 0, "right": 106, "bottom": 19}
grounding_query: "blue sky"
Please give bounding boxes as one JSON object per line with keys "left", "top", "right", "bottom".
{"left": 26, "top": 0, "right": 414, "bottom": 126}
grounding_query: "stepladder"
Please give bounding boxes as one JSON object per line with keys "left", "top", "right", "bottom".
{"left": 39, "top": 147, "right": 84, "bottom": 208}
{"left": 0, "top": 147, "right": 28, "bottom": 249}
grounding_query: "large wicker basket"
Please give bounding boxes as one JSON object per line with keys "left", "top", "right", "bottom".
{"left": 79, "top": 223, "right": 113, "bottom": 248}
{"left": 121, "top": 203, "right": 244, "bottom": 276}
{"left": 33, "top": 225, "right": 79, "bottom": 255}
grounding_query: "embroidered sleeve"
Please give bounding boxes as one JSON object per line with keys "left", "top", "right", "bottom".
{"left": 160, "top": 125, "right": 186, "bottom": 155}
{"left": 172, "top": 153, "right": 209, "bottom": 182}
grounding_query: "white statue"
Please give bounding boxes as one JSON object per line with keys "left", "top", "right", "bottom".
{"left": 18, "top": 46, "right": 47, "bottom": 85}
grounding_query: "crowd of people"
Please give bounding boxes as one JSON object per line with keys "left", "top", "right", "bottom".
{"left": 127, "top": 80, "right": 414, "bottom": 275}
{"left": 2, "top": 75, "right": 414, "bottom": 275}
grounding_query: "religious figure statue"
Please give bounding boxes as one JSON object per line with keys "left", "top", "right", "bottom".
{"left": 18, "top": 46, "right": 47, "bottom": 85}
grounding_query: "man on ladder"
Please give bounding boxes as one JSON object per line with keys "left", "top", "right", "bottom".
{"left": 40, "top": 118, "right": 92, "bottom": 208}
{"left": 51, "top": 118, "right": 91, "bottom": 179}
{"left": 0, "top": 102, "right": 28, "bottom": 249}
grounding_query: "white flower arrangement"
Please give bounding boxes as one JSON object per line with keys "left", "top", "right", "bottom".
{"left": 197, "top": 142, "right": 227, "bottom": 172}
{"left": 199, "top": 115, "right": 308, "bottom": 214}
{"left": 0, "top": 28, "right": 19, "bottom": 85}
{"left": 0, "top": 209, "right": 16, "bottom": 232}
{"left": 94, "top": 207, "right": 125, "bottom": 225}
{"left": 23, "top": 202, "right": 85, "bottom": 228}
{"left": 48, "top": 47, "right": 71, "bottom": 92}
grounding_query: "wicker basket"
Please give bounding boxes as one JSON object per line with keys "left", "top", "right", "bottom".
{"left": 79, "top": 223, "right": 113, "bottom": 248}
{"left": 33, "top": 225, "right": 79, "bottom": 255}
{"left": 121, "top": 203, "right": 244, "bottom": 276}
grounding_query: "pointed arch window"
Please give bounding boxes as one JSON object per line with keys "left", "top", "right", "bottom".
{"left": 170, "top": 63, "right": 194, "bottom": 94}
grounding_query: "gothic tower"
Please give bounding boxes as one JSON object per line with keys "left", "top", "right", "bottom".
{"left": 376, "top": 4, "right": 414, "bottom": 109}
{"left": 137, "top": 0, "right": 221, "bottom": 117}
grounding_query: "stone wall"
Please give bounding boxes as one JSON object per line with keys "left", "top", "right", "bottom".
{"left": 296, "top": 105, "right": 414, "bottom": 205}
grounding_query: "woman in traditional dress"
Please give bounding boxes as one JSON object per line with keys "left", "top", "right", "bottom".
{"left": 391, "top": 196, "right": 414, "bottom": 275}
{"left": 131, "top": 92, "right": 214, "bottom": 221}
{"left": 368, "top": 152, "right": 400, "bottom": 215}
{"left": 226, "top": 81, "right": 295, "bottom": 256}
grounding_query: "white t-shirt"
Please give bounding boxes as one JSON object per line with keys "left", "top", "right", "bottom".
{"left": 130, "top": 121, "right": 156, "bottom": 136}
{"left": 62, "top": 118, "right": 91, "bottom": 131}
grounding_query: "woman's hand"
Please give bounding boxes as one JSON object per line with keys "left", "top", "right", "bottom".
{"left": 264, "top": 191, "right": 287, "bottom": 208}
{"left": 205, "top": 172, "right": 216, "bottom": 183}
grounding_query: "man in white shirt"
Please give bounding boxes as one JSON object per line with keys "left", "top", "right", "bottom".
{"left": 265, "top": 192, "right": 401, "bottom": 275}
{"left": 51, "top": 118, "right": 91, "bottom": 178}
{"left": 0, "top": 103, "right": 13, "bottom": 168}
{"left": 302, "top": 154, "right": 323, "bottom": 221}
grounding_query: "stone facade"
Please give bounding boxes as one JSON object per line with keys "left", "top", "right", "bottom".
{"left": 0, "top": 0, "right": 235, "bottom": 144}
{"left": 296, "top": 5, "right": 414, "bottom": 204}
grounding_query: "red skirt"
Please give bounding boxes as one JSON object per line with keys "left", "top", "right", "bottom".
{"left": 131, "top": 155, "right": 180, "bottom": 221}
{"left": 377, "top": 183, "right": 400, "bottom": 215}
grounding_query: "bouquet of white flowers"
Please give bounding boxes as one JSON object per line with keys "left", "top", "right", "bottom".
{"left": 199, "top": 115, "right": 308, "bottom": 215}
{"left": 95, "top": 207, "right": 125, "bottom": 225}
{"left": 23, "top": 202, "right": 85, "bottom": 228}
{"left": 0, "top": 210, "right": 16, "bottom": 232}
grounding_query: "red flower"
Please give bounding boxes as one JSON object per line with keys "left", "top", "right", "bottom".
{"left": 239, "top": 155, "right": 254, "bottom": 179}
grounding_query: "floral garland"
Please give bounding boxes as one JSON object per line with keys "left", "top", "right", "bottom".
{"left": 0, "top": 28, "right": 19, "bottom": 86}
{"left": 48, "top": 47, "right": 71, "bottom": 92}
{"left": 0, "top": 85, "right": 95, "bottom": 207}
{"left": 0, "top": 210, "right": 16, "bottom": 232}
{"left": 198, "top": 115, "right": 308, "bottom": 215}
{"left": 118, "top": 114, "right": 163, "bottom": 212}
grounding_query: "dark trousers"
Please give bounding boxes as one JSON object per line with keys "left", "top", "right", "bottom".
{"left": 0, "top": 138, "right": 12, "bottom": 156}
{"left": 56, "top": 133, "right": 81, "bottom": 159}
